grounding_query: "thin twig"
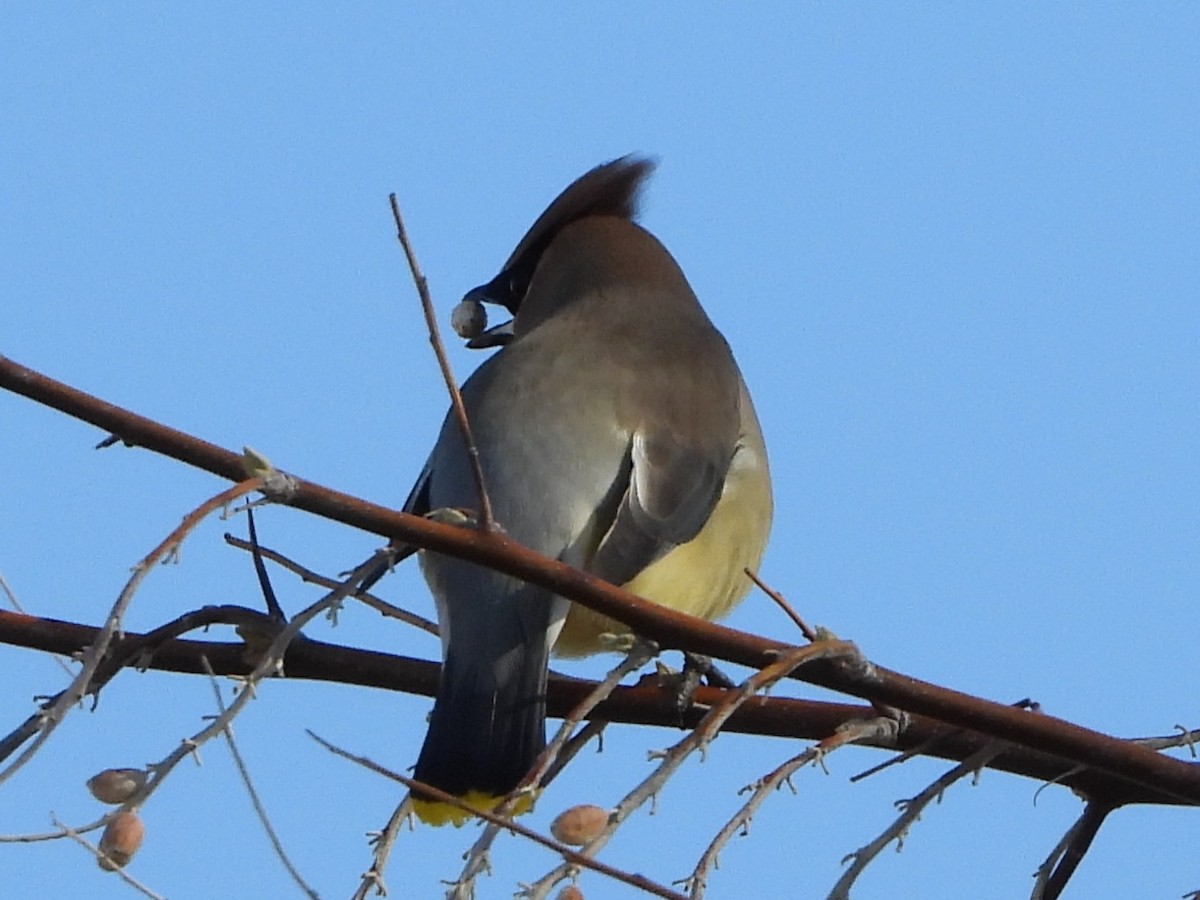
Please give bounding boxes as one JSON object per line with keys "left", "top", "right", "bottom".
{"left": 223, "top": 533, "right": 439, "bottom": 637}
{"left": 686, "top": 708, "right": 904, "bottom": 897}
{"left": 104, "top": 560, "right": 385, "bottom": 824}
{"left": 829, "top": 738, "right": 1012, "bottom": 899}
{"left": 387, "top": 194, "right": 494, "bottom": 533}
{"left": 51, "top": 815, "right": 166, "bottom": 900}
{"left": 1135, "top": 727, "right": 1200, "bottom": 754}
{"left": 244, "top": 508, "right": 285, "bottom": 621}
{"left": 0, "top": 573, "right": 75, "bottom": 677}
{"left": 0, "top": 604, "right": 281, "bottom": 768}
{"left": 201, "top": 658, "right": 318, "bottom": 899}
{"left": 851, "top": 698, "right": 1036, "bottom": 784}
{"left": 687, "top": 747, "right": 820, "bottom": 898}
{"left": 536, "top": 641, "right": 655, "bottom": 791}
{"left": 1030, "top": 801, "right": 1115, "bottom": 900}
{"left": 540, "top": 719, "right": 609, "bottom": 790}
{"left": 307, "top": 730, "right": 685, "bottom": 900}
{"left": 744, "top": 569, "right": 817, "bottom": 642}
{"left": 352, "top": 796, "right": 415, "bottom": 900}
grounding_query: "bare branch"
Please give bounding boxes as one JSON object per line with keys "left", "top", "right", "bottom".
{"left": 0, "top": 603, "right": 280, "bottom": 767}
{"left": 688, "top": 748, "right": 820, "bottom": 898}
{"left": 830, "top": 738, "right": 1012, "bottom": 899}
{"left": 6, "top": 600, "right": 1199, "bottom": 816}
{"left": 352, "top": 796, "right": 415, "bottom": 900}
{"left": 72, "top": 557, "right": 390, "bottom": 858}
{"left": 688, "top": 712, "right": 907, "bottom": 898}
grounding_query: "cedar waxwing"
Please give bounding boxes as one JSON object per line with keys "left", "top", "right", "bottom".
{"left": 404, "top": 156, "right": 772, "bottom": 824}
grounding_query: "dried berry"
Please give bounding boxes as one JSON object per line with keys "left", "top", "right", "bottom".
{"left": 87, "top": 768, "right": 146, "bottom": 805}
{"left": 549, "top": 804, "right": 608, "bottom": 846}
{"left": 98, "top": 811, "right": 144, "bottom": 870}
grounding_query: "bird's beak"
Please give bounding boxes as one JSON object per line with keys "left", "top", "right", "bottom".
{"left": 466, "top": 318, "right": 515, "bottom": 349}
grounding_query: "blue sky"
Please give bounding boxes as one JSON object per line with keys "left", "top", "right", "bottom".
{"left": 2, "top": 6, "right": 1197, "bottom": 898}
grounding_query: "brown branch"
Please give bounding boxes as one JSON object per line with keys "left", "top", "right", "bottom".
{"left": 0, "top": 610, "right": 1194, "bottom": 814}
{"left": 0, "top": 573, "right": 75, "bottom": 678}
{"left": 4, "top": 353, "right": 1200, "bottom": 810}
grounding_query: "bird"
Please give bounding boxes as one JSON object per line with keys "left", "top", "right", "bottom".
{"left": 402, "top": 155, "right": 772, "bottom": 825}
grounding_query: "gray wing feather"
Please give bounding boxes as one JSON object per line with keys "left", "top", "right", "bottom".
{"left": 587, "top": 432, "right": 730, "bottom": 587}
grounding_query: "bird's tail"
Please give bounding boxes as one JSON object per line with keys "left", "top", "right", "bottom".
{"left": 411, "top": 623, "right": 551, "bottom": 826}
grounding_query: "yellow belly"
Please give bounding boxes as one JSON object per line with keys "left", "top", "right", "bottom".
{"left": 553, "top": 433, "right": 772, "bottom": 658}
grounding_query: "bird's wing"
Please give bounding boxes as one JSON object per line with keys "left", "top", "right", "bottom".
{"left": 587, "top": 428, "right": 732, "bottom": 588}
